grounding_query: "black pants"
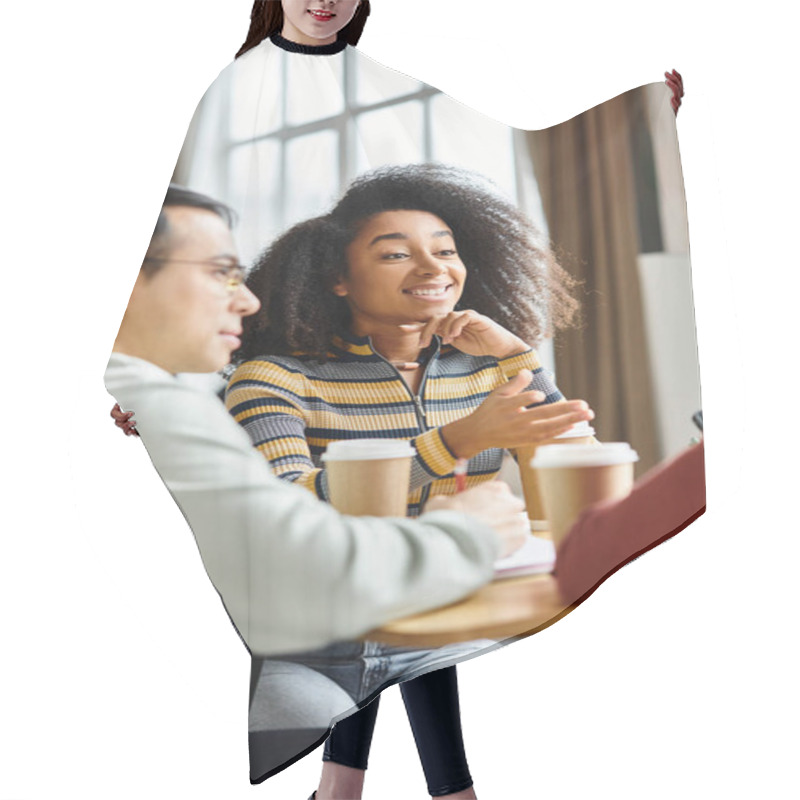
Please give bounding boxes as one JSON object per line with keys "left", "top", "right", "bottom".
{"left": 322, "top": 665, "right": 472, "bottom": 797}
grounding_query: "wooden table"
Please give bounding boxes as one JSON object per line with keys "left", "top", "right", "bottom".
{"left": 365, "top": 571, "right": 570, "bottom": 647}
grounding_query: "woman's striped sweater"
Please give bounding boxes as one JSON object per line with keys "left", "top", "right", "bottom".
{"left": 226, "top": 331, "right": 563, "bottom": 517}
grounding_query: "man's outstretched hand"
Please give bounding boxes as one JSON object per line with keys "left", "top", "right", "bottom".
{"left": 665, "top": 69, "right": 684, "bottom": 115}
{"left": 111, "top": 403, "right": 139, "bottom": 437}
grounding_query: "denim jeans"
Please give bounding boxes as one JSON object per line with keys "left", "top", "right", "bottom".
{"left": 248, "top": 638, "right": 497, "bottom": 784}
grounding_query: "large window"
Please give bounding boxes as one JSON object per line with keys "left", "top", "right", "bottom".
{"left": 183, "top": 49, "right": 527, "bottom": 264}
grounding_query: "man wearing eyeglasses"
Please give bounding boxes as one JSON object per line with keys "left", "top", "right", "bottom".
{"left": 106, "top": 184, "right": 532, "bottom": 780}
{"left": 112, "top": 187, "right": 255, "bottom": 375}
{"left": 106, "top": 183, "right": 527, "bottom": 656}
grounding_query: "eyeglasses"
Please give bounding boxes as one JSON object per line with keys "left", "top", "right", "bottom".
{"left": 143, "top": 258, "right": 248, "bottom": 293}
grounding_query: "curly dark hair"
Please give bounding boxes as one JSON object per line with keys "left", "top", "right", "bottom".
{"left": 236, "top": 1, "right": 371, "bottom": 59}
{"left": 238, "top": 164, "right": 579, "bottom": 361}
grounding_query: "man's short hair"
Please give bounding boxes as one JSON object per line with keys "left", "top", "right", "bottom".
{"left": 143, "top": 184, "right": 237, "bottom": 275}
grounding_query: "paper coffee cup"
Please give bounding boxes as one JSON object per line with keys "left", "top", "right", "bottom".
{"left": 516, "top": 422, "right": 598, "bottom": 529}
{"left": 531, "top": 442, "right": 639, "bottom": 547}
{"left": 322, "top": 439, "right": 415, "bottom": 517}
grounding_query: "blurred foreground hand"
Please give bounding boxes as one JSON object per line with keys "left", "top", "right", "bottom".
{"left": 425, "top": 481, "right": 527, "bottom": 558}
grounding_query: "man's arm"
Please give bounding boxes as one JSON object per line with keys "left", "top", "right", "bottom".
{"left": 106, "top": 354, "right": 507, "bottom": 656}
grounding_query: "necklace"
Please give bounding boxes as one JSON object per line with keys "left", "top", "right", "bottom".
{"left": 389, "top": 361, "right": 421, "bottom": 371}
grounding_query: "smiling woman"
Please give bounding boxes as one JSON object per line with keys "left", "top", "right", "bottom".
{"left": 239, "top": 164, "right": 579, "bottom": 364}
{"left": 281, "top": 0, "right": 362, "bottom": 45}
{"left": 236, "top": 0, "right": 371, "bottom": 56}
{"left": 230, "top": 162, "right": 590, "bottom": 505}
{"left": 331, "top": 210, "right": 468, "bottom": 333}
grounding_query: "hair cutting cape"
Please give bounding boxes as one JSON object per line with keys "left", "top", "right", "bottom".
{"left": 107, "top": 34, "right": 704, "bottom": 784}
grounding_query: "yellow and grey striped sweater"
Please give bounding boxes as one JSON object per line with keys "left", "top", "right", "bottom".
{"left": 226, "top": 331, "right": 563, "bottom": 517}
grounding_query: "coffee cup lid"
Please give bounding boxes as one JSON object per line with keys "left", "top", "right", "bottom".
{"left": 321, "top": 439, "right": 416, "bottom": 462}
{"left": 555, "top": 421, "right": 596, "bottom": 439}
{"left": 530, "top": 442, "right": 639, "bottom": 468}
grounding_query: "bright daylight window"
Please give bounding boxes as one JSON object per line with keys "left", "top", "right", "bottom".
{"left": 214, "top": 49, "right": 529, "bottom": 264}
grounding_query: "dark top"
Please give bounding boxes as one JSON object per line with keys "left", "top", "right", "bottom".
{"left": 270, "top": 32, "right": 348, "bottom": 56}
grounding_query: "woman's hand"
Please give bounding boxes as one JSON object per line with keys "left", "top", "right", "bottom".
{"left": 441, "top": 370, "right": 594, "bottom": 459}
{"left": 110, "top": 403, "right": 139, "bottom": 437}
{"left": 665, "top": 69, "right": 684, "bottom": 115}
{"left": 402, "top": 310, "right": 528, "bottom": 359}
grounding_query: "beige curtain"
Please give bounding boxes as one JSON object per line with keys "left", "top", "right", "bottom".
{"left": 527, "top": 86, "right": 660, "bottom": 473}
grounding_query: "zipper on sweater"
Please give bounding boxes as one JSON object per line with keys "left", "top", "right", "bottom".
{"left": 412, "top": 394, "right": 427, "bottom": 427}
{"left": 369, "top": 337, "right": 438, "bottom": 511}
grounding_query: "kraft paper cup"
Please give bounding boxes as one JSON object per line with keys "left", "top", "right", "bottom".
{"left": 516, "top": 423, "right": 597, "bottom": 530}
{"left": 322, "top": 439, "right": 415, "bottom": 517}
{"left": 531, "top": 442, "right": 639, "bottom": 547}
